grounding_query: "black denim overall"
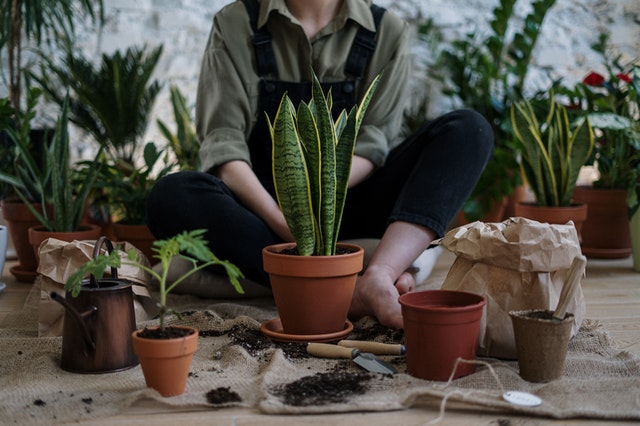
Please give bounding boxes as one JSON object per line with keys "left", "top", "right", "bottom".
{"left": 241, "top": 0, "right": 386, "bottom": 195}
{"left": 146, "top": 1, "right": 494, "bottom": 285}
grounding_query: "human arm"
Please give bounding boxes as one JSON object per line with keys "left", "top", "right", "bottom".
{"left": 214, "top": 160, "right": 294, "bottom": 242}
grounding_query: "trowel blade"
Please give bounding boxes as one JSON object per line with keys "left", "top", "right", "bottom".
{"left": 352, "top": 350, "right": 398, "bottom": 374}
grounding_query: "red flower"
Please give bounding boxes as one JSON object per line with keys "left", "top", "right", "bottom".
{"left": 583, "top": 72, "right": 605, "bottom": 86}
{"left": 616, "top": 73, "right": 632, "bottom": 83}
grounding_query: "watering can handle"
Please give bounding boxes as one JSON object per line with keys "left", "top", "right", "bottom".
{"left": 90, "top": 236, "right": 119, "bottom": 287}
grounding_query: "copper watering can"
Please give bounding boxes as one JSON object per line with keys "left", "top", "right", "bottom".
{"left": 51, "top": 236, "right": 138, "bottom": 373}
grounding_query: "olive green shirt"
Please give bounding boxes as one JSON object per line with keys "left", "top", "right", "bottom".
{"left": 196, "top": 0, "right": 410, "bottom": 173}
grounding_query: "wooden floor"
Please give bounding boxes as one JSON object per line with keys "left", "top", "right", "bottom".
{"left": 1, "top": 250, "right": 639, "bottom": 425}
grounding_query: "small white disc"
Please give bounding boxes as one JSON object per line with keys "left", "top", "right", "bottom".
{"left": 502, "top": 391, "right": 542, "bottom": 407}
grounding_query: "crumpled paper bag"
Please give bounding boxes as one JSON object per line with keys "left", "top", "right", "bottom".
{"left": 439, "top": 217, "right": 587, "bottom": 359}
{"left": 36, "top": 238, "right": 157, "bottom": 337}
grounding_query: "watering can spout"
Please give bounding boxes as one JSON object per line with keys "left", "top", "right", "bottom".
{"left": 50, "top": 292, "right": 97, "bottom": 352}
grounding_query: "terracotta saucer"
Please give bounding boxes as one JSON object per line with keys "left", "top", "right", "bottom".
{"left": 260, "top": 318, "right": 353, "bottom": 343}
{"left": 10, "top": 264, "right": 37, "bottom": 283}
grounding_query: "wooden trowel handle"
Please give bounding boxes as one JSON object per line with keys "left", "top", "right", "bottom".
{"left": 553, "top": 254, "right": 587, "bottom": 321}
{"left": 307, "top": 343, "right": 355, "bottom": 359}
{"left": 338, "top": 340, "right": 405, "bottom": 355}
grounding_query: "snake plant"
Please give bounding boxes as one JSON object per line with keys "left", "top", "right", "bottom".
{"left": 267, "top": 71, "right": 380, "bottom": 256}
{"left": 511, "top": 94, "right": 594, "bottom": 207}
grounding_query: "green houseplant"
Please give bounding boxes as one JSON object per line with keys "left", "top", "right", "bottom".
{"left": 0, "top": 0, "right": 104, "bottom": 110}
{"left": 561, "top": 35, "right": 639, "bottom": 258}
{"left": 33, "top": 44, "right": 163, "bottom": 167}
{"left": 261, "top": 71, "right": 379, "bottom": 337}
{"left": 428, "top": 0, "right": 557, "bottom": 221}
{"left": 65, "top": 229, "right": 244, "bottom": 396}
{"left": 156, "top": 85, "right": 200, "bottom": 171}
{"left": 511, "top": 92, "right": 594, "bottom": 233}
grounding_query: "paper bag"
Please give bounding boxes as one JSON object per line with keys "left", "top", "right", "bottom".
{"left": 439, "top": 217, "right": 587, "bottom": 359}
{"left": 36, "top": 238, "right": 157, "bottom": 337}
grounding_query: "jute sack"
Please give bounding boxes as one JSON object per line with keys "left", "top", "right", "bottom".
{"left": 439, "top": 217, "right": 587, "bottom": 359}
{"left": 35, "top": 238, "right": 157, "bottom": 337}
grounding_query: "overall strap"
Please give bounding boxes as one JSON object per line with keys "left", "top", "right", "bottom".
{"left": 242, "top": 0, "right": 277, "bottom": 76}
{"left": 345, "top": 4, "right": 386, "bottom": 78}
{"left": 243, "top": 0, "right": 386, "bottom": 79}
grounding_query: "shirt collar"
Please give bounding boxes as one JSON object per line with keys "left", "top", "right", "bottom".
{"left": 257, "top": 0, "right": 375, "bottom": 32}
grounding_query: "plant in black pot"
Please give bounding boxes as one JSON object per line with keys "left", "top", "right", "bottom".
{"left": 260, "top": 71, "right": 379, "bottom": 340}
{"left": 66, "top": 229, "right": 244, "bottom": 396}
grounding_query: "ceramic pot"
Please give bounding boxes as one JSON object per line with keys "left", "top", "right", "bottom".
{"left": 132, "top": 326, "right": 199, "bottom": 397}
{"left": 28, "top": 224, "right": 102, "bottom": 263}
{"left": 572, "top": 186, "right": 631, "bottom": 259}
{"left": 509, "top": 309, "right": 574, "bottom": 382}
{"left": 399, "top": 290, "right": 486, "bottom": 381}
{"left": 262, "top": 242, "right": 364, "bottom": 336}
{"left": 113, "top": 222, "right": 156, "bottom": 262}
{"left": 514, "top": 202, "right": 587, "bottom": 240}
{"left": 1, "top": 199, "right": 51, "bottom": 282}
{"left": 631, "top": 210, "right": 640, "bottom": 272}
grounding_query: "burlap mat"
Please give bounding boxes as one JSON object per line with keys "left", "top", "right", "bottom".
{"left": 1, "top": 282, "right": 640, "bottom": 425}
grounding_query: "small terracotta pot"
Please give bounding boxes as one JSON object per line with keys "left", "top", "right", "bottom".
{"left": 262, "top": 242, "right": 364, "bottom": 336}
{"left": 509, "top": 309, "right": 574, "bottom": 383}
{"left": 132, "top": 326, "right": 199, "bottom": 397}
{"left": 514, "top": 202, "right": 587, "bottom": 239}
{"left": 399, "top": 290, "right": 486, "bottom": 381}
{"left": 28, "top": 224, "right": 102, "bottom": 263}
{"left": 113, "top": 223, "right": 156, "bottom": 262}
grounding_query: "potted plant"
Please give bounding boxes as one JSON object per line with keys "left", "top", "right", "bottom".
{"left": 93, "top": 142, "right": 174, "bottom": 261}
{"left": 65, "top": 229, "right": 244, "bottom": 396}
{"left": 33, "top": 44, "right": 165, "bottom": 249}
{"left": 565, "top": 35, "right": 640, "bottom": 258}
{"left": 428, "top": 0, "right": 557, "bottom": 222}
{"left": 23, "top": 96, "right": 104, "bottom": 259}
{"left": 261, "top": 71, "right": 379, "bottom": 338}
{"left": 511, "top": 92, "right": 595, "bottom": 235}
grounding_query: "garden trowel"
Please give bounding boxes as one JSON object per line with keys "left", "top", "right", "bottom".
{"left": 307, "top": 342, "right": 398, "bottom": 374}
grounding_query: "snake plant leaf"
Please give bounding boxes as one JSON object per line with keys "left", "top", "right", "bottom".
{"left": 512, "top": 95, "right": 593, "bottom": 207}
{"left": 311, "top": 73, "right": 337, "bottom": 255}
{"left": 269, "top": 95, "right": 316, "bottom": 256}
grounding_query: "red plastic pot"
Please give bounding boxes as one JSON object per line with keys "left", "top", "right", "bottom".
{"left": 399, "top": 290, "right": 486, "bottom": 381}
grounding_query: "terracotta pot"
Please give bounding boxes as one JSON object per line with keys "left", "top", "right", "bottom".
{"left": 28, "top": 224, "right": 102, "bottom": 263}
{"left": 113, "top": 223, "right": 156, "bottom": 262}
{"left": 262, "top": 242, "right": 364, "bottom": 336}
{"left": 514, "top": 202, "right": 587, "bottom": 240}
{"left": 631, "top": 210, "right": 640, "bottom": 272}
{"left": 572, "top": 186, "right": 631, "bottom": 259}
{"left": 1, "top": 200, "right": 52, "bottom": 282}
{"left": 509, "top": 309, "right": 574, "bottom": 383}
{"left": 399, "top": 290, "right": 486, "bottom": 381}
{"left": 132, "top": 326, "right": 199, "bottom": 397}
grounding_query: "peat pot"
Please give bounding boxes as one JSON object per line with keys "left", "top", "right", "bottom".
{"left": 509, "top": 309, "right": 574, "bottom": 383}
{"left": 51, "top": 237, "right": 138, "bottom": 373}
{"left": 399, "top": 290, "right": 486, "bottom": 381}
{"left": 262, "top": 242, "right": 364, "bottom": 336}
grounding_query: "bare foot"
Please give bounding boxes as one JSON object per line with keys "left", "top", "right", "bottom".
{"left": 349, "top": 265, "right": 411, "bottom": 329}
